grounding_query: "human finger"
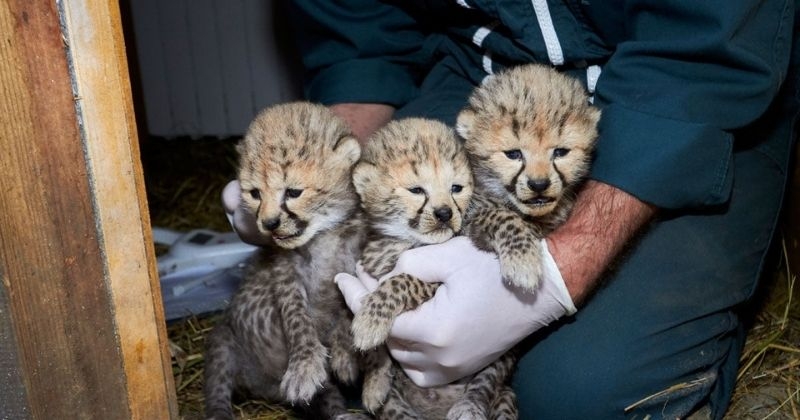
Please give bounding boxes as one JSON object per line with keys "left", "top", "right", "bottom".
{"left": 221, "top": 180, "right": 241, "bottom": 214}
{"left": 355, "top": 263, "right": 380, "bottom": 290}
{"left": 334, "top": 272, "right": 369, "bottom": 314}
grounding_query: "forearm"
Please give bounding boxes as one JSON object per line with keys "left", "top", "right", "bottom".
{"left": 330, "top": 103, "right": 395, "bottom": 143}
{"left": 546, "top": 180, "right": 656, "bottom": 306}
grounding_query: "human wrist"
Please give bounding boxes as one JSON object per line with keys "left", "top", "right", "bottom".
{"left": 329, "top": 103, "right": 394, "bottom": 143}
{"left": 547, "top": 181, "right": 656, "bottom": 306}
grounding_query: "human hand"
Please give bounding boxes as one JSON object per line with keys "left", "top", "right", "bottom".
{"left": 335, "top": 236, "right": 576, "bottom": 387}
{"left": 221, "top": 180, "right": 271, "bottom": 245}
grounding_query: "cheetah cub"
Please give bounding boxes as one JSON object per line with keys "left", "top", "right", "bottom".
{"left": 457, "top": 64, "right": 600, "bottom": 264}
{"left": 351, "top": 118, "right": 519, "bottom": 419}
{"left": 203, "top": 102, "right": 367, "bottom": 420}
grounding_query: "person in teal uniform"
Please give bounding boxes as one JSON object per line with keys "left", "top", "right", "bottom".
{"left": 224, "top": 1, "right": 799, "bottom": 418}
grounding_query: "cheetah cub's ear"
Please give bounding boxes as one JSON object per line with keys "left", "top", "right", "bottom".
{"left": 333, "top": 135, "right": 361, "bottom": 167}
{"left": 352, "top": 161, "right": 378, "bottom": 202}
{"left": 234, "top": 140, "right": 247, "bottom": 160}
{"left": 455, "top": 107, "right": 476, "bottom": 140}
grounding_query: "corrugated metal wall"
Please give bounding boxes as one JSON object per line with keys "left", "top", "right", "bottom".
{"left": 128, "top": 0, "right": 302, "bottom": 138}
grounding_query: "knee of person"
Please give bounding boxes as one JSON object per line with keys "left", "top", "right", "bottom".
{"left": 512, "top": 359, "right": 623, "bottom": 419}
{"left": 512, "top": 356, "right": 718, "bottom": 420}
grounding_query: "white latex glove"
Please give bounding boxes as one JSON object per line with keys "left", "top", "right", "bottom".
{"left": 335, "top": 236, "right": 576, "bottom": 387}
{"left": 221, "top": 180, "right": 271, "bottom": 245}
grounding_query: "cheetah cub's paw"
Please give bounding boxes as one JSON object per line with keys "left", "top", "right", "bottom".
{"left": 280, "top": 340, "right": 329, "bottom": 403}
{"left": 350, "top": 294, "right": 396, "bottom": 350}
{"left": 446, "top": 399, "right": 489, "bottom": 420}
{"left": 498, "top": 244, "right": 544, "bottom": 292}
{"left": 362, "top": 365, "right": 393, "bottom": 413}
{"left": 330, "top": 344, "right": 360, "bottom": 385}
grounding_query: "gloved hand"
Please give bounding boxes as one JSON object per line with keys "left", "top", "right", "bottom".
{"left": 335, "top": 236, "right": 576, "bottom": 387}
{"left": 221, "top": 180, "right": 271, "bottom": 245}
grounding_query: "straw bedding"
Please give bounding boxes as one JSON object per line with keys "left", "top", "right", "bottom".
{"left": 143, "top": 137, "right": 799, "bottom": 420}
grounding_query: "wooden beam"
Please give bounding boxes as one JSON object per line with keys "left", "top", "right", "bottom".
{"left": 0, "top": 0, "right": 176, "bottom": 418}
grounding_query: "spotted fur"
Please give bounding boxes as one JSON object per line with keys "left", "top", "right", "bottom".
{"left": 203, "top": 102, "right": 368, "bottom": 420}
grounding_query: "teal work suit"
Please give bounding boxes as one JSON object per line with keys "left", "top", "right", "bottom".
{"left": 289, "top": 0, "right": 799, "bottom": 418}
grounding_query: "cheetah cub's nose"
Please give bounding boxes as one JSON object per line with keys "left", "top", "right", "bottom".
{"left": 263, "top": 217, "right": 280, "bottom": 231}
{"left": 527, "top": 178, "right": 551, "bottom": 193}
{"left": 434, "top": 207, "right": 453, "bottom": 222}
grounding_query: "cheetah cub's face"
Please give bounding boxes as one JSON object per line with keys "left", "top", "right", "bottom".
{"left": 237, "top": 102, "right": 360, "bottom": 249}
{"left": 353, "top": 118, "right": 474, "bottom": 245}
{"left": 457, "top": 64, "right": 600, "bottom": 218}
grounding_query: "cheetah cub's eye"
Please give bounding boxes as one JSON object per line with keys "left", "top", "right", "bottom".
{"left": 285, "top": 188, "right": 303, "bottom": 199}
{"left": 408, "top": 187, "right": 425, "bottom": 195}
{"left": 249, "top": 189, "right": 261, "bottom": 200}
{"left": 504, "top": 149, "right": 523, "bottom": 160}
{"left": 451, "top": 185, "right": 463, "bottom": 193}
{"left": 552, "top": 148, "right": 570, "bottom": 158}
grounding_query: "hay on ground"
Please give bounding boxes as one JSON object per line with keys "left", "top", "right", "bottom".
{"left": 144, "top": 137, "right": 799, "bottom": 420}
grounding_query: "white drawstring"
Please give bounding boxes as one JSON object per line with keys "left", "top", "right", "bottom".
{"left": 530, "top": 0, "right": 564, "bottom": 66}
{"left": 482, "top": 51, "right": 495, "bottom": 75}
{"left": 472, "top": 21, "right": 499, "bottom": 47}
{"left": 587, "top": 65, "right": 601, "bottom": 94}
{"left": 587, "top": 65, "right": 601, "bottom": 103}
{"left": 472, "top": 21, "right": 500, "bottom": 75}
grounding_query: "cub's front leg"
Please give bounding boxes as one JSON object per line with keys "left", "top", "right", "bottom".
{"left": 276, "top": 275, "right": 329, "bottom": 403}
{"left": 350, "top": 273, "right": 438, "bottom": 350}
{"left": 328, "top": 305, "right": 360, "bottom": 385}
{"left": 360, "top": 346, "right": 395, "bottom": 413}
{"left": 467, "top": 200, "right": 544, "bottom": 292}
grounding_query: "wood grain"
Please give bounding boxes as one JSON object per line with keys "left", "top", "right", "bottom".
{"left": 60, "top": 0, "right": 178, "bottom": 417}
{"left": 0, "top": 0, "right": 175, "bottom": 417}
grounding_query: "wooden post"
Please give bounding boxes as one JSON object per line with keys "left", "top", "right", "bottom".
{"left": 0, "top": 0, "right": 176, "bottom": 418}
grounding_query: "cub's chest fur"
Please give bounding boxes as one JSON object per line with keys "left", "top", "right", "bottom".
{"left": 290, "top": 218, "right": 365, "bottom": 303}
